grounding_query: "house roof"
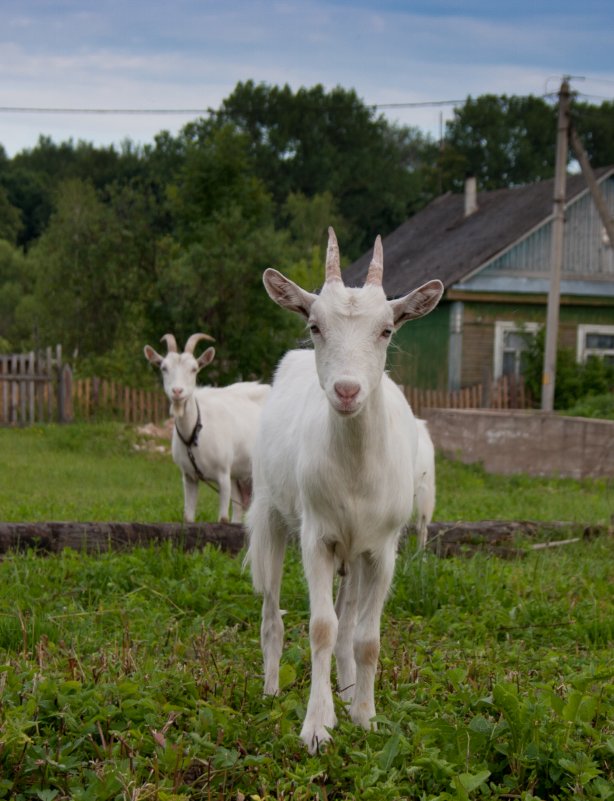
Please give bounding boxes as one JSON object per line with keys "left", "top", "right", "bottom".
{"left": 342, "top": 166, "right": 614, "bottom": 297}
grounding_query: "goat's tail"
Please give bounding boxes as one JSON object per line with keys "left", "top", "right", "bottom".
{"left": 244, "top": 496, "right": 287, "bottom": 595}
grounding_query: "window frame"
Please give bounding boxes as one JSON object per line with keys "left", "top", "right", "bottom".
{"left": 493, "top": 321, "right": 541, "bottom": 380}
{"left": 576, "top": 323, "right": 614, "bottom": 365}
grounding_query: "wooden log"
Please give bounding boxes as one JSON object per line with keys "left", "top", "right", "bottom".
{"left": 0, "top": 521, "right": 246, "bottom": 557}
{"left": 0, "top": 520, "right": 608, "bottom": 561}
{"left": 405, "top": 519, "right": 610, "bottom": 558}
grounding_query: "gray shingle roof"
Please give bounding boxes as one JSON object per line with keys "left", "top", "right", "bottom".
{"left": 342, "top": 167, "right": 614, "bottom": 297}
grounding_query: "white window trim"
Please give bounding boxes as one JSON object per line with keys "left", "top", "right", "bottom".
{"left": 494, "top": 321, "right": 541, "bottom": 379}
{"left": 576, "top": 323, "right": 614, "bottom": 363}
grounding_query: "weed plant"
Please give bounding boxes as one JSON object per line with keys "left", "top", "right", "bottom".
{"left": 0, "top": 423, "right": 612, "bottom": 799}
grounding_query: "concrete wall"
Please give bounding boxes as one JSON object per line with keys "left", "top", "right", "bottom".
{"left": 422, "top": 408, "right": 614, "bottom": 479}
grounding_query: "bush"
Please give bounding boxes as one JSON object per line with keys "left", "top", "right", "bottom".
{"left": 564, "top": 391, "right": 614, "bottom": 420}
{"left": 523, "top": 327, "right": 614, "bottom": 412}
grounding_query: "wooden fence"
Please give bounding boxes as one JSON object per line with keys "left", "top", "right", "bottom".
{"left": 0, "top": 346, "right": 71, "bottom": 425}
{"left": 72, "top": 377, "right": 168, "bottom": 424}
{"left": 0, "top": 349, "right": 531, "bottom": 426}
{"left": 404, "top": 374, "right": 531, "bottom": 418}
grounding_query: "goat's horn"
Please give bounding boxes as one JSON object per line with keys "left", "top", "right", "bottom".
{"left": 365, "top": 235, "right": 384, "bottom": 286}
{"left": 160, "top": 333, "right": 178, "bottom": 353}
{"left": 325, "top": 226, "right": 342, "bottom": 283}
{"left": 184, "top": 333, "right": 215, "bottom": 354}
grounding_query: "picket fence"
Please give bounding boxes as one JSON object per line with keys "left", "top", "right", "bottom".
{"left": 0, "top": 347, "right": 71, "bottom": 425}
{"left": 0, "top": 350, "right": 532, "bottom": 426}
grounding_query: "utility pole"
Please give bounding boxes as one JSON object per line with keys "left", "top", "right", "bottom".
{"left": 541, "top": 79, "right": 571, "bottom": 412}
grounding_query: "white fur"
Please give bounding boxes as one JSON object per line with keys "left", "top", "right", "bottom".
{"left": 245, "top": 228, "right": 443, "bottom": 752}
{"left": 414, "top": 419, "right": 436, "bottom": 549}
{"left": 144, "top": 335, "right": 270, "bottom": 523}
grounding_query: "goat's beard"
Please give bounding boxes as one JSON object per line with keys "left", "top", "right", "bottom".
{"left": 170, "top": 399, "right": 186, "bottom": 418}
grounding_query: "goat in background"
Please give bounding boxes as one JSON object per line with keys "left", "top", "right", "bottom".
{"left": 144, "top": 333, "right": 270, "bottom": 523}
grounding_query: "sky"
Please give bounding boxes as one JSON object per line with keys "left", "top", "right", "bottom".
{"left": 2, "top": 0, "right": 614, "bottom": 158}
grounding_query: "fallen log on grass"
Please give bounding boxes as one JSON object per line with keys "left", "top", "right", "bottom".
{"left": 411, "top": 519, "right": 610, "bottom": 558}
{"left": 0, "top": 521, "right": 246, "bottom": 557}
{"left": 0, "top": 520, "right": 609, "bottom": 560}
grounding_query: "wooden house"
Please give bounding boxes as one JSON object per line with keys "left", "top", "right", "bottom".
{"left": 343, "top": 167, "right": 614, "bottom": 391}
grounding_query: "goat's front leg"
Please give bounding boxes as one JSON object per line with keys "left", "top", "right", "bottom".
{"left": 334, "top": 565, "right": 359, "bottom": 702}
{"left": 182, "top": 473, "right": 199, "bottom": 523}
{"left": 301, "top": 532, "right": 337, "bottom": 753}
{"left": 350, "top": 544, "right": 396, "bottom": 730}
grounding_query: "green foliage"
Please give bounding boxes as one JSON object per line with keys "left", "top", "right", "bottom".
{"left": 0, "top": 532, "right": 612, "bottom": 798}
{"left": 441, "top": 94, "right": 556, "bottom": 190}
{"left": 0, "top": 422, "right": 612, "bottom": 797}
{"left": 0, "top": 423, "right": 610, "bottom": 526}
{"left": 219, "top": 81, "right": 435, "bottom": 257}
{"left": 565, "top": 392, "right": 614, "bottom": 420}
{"left": 0, "top": 239, "right": 34, "bottom": 350}
{"left": 522, "top": 326, "right": 614, "bottom": 413}
{"left": 1, "top": 87, "right": 614, "bottom": 385}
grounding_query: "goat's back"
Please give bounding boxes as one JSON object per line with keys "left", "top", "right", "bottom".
{"left": 180, "top": 382, "right": 268, "bottom": 478}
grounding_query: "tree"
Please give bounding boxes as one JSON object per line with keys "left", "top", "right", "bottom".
{"left": 0, "top": 240, "right": 34, "bottom": 349}
{"left": 0, "top": 185, "right": 22, "bottom": 244}
{"left": 217, "top": 81, "right": 436, "bottom": 257}
{"left": 572, "top": 99, "right": 614, "bottom": 167}
{"left": 156, "top": 205, "right": 301, "bottom": 384}
{"left": 441, "top": 94, "right": 557, "bottom": 190}
{"left": 29, "top": 178, "right": 160, "bottom": 378}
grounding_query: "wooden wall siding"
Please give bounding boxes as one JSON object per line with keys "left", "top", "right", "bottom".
{"left": 481, "top": 177, "right": 614, "bottom": 279}
{"left": 388, "top": 305, "right": 449, "bottom": 389}
{"left": 460, "top": 317, "right": 495, "bottom": 387}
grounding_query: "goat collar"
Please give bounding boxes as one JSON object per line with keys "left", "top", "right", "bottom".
{"left": 174, "top": 401, "right": 206, "bottom": 481}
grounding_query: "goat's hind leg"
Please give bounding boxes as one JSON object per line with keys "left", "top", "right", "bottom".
{"left": 246, "top": 501, "right": 287, "bottom": 695}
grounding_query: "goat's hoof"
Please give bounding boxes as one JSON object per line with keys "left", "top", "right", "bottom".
{"left": 300, "top": 724, "right": 334, "bottom": 754}
{"left": 349, "top": 702, "right": 377, "bottom": 730}
{"left": 219, "top": 516, "right": 230, "bottom": 524}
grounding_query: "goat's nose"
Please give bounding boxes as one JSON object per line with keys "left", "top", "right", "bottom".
{"left": 171, "top": 386, "right": 183, "bottom": 398}
{"left": 334, "top": 381, "right": 360, "bottom": 401}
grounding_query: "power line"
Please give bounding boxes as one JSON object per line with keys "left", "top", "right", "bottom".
{"left": 0, "top": 99, "right": 467, "bottom": 116}
{"left": 0, "top": 106, "right": 217, "bottom": 115}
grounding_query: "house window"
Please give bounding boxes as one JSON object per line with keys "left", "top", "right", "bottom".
{"left": 494, "top": 322, "right": 540, "bottom": 379}
{"left": 577, "top": 324, "right": 614, "bottom": 368}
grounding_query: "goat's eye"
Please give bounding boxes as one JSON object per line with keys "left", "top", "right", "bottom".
{"left": 309, "top": 323, "right": 320, "bottom": 335}
{"left": 381, "top": 327, "right": 393, "bottom": 339}
{"left": 161, "top": 365, "right": 168, "bottom": 372}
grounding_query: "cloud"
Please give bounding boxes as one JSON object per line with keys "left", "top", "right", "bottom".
{"left": 1, "top": 0, "right": 613, "bottom": 155}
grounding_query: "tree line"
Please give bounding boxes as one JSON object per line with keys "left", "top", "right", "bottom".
{"left": 1, "top": 82, "right": 613, "bottom": 385}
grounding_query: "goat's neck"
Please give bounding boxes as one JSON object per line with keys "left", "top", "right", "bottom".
{"left": 328, "top": 383, "right": 386, "bottom": 462}
{"left": 172, "top": 394, "right": 200, "bottom": 439}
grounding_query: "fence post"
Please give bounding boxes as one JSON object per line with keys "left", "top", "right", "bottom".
{"left": 63, "top": 365, "right": 73, "bottom": 422}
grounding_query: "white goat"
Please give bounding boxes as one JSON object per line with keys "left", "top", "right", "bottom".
{"left": 245, "top": 228, "right": 443, "bottom": 752}
{"left": 144, "top": 333, "right": 270, "bottom": 523}
{"left": 414, "top": 419, "right": 436, "bottom": 549}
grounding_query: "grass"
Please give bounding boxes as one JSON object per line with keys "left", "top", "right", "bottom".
{"left": 0, "top": 422, "right": 611, "bottom": 524}
{"left": 0, "top": 423, "right": 613, "bottom": 799}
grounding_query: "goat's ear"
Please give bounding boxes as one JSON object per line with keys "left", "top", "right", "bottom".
{"left": 197, "top": 346, "right": 215, "bottom": 369}
{"left": 390, "top": 280, "right": 444, "bottom": 329}
{"left": 263, "top": 268, "right": 317, "bottom": 320}
{"left": 144, "top": 345, "right": 163, "bottom": 366}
